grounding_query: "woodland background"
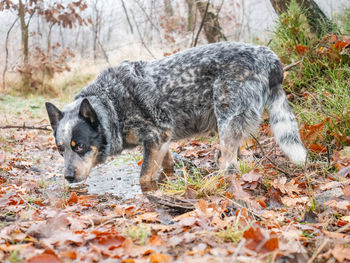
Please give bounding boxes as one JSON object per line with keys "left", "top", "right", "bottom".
{"left": 0, "top": 0, "right": 350, "bottom": 262}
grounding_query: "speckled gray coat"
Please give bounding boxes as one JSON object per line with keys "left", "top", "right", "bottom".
{"left": 50, "top": 42, "right": 306, "bottom": 190}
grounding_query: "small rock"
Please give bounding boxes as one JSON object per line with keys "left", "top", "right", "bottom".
{"left": 316, "top": 187, "right": 344, "bottom": 203}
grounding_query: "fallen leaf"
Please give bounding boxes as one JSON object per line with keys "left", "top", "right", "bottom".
{"left": 342, "top": 185, "right": 350, "bottom": 196}
{"left": 242, "top": 170, "right": 262, "bottom": 183}
{"left": 264, "top": 237, "right": 279, "bottom": 251}
{"left": 150, "top": 253, "right": 172, "bottom": 263}
{"left": 27, "top": 252, "right": 61, "bottom": 263}
{"left": 67, "top": 192, "right": 79, "bottom": 205}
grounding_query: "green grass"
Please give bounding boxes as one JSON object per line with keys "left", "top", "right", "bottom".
{"left": 271, "top": 0, "right": 350, "bottom": 149}
{"left": 217, "top": 212, "right": 250, "bottom": 243}
{"left": 161, "top": 163, "right": 228, "bottom": 198}
{"left": 122, "top": 223, "right": 151, "bottom": 245}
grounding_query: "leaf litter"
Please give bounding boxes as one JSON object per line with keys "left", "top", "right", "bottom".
{"left": 0, "top": 102, "right": 349, "bottom": 262}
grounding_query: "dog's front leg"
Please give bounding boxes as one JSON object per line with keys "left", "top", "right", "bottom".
{"left": 140, "top": 141, "right": 170, "bottom": 192}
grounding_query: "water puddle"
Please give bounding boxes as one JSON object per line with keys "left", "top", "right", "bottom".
{"left": 73, "top": 152, "right": 142, "bottom": 199}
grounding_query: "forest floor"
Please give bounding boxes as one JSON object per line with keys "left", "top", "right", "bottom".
{"left": 0, "top": 94, "right": 349, "bottom": 263}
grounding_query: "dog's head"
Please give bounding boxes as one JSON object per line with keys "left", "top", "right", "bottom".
{"left": 45, "top": 99, "right": 106, "bottom": 183}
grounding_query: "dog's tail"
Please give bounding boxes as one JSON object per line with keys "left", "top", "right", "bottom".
{"left": 267, "top": 84, "right": 307, "bottom": 165}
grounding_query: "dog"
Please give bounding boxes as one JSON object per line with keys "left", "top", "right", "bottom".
{"left": 46, "top": 42, "right": 307, "bottom": 192}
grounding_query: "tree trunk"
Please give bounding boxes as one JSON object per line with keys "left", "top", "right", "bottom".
{"left": 18, "top": 0, "right": 30, "bottom": 92}
{"left": 196, "top": 1, "right": 227, "bottom": 43}
{"left": 270, "top": 0, "right": 334, "bottom": 37}
{"left": 163, "top": 0, "right": 173, "bottom": 16}
{"left": 186, "top": 0, "right": 195, "bottom": 31}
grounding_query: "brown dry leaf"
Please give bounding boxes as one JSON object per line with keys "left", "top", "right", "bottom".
{"left": 243, "top": 226, "right": 264, "bottom": 241}
{"left": 149, "top": 235, "right": 164, "bottom": 246}
{"left": 281, "top": 196, "right": 309, "bottom": 206}
{"left": 150, "top": 253, "right": 172, "bottom": 263}
{"left": 60, "top": 250, "right": 77, "bottom": 259}
{"left": 27, "top": 251, "right": 61, "bottom": 263}
{"left": 242, "top": 170, "right": 262, "bottom": 183}
{"left": 0, "top": 243, "right": 33, "bottom": 252}
{"left": 67, "top": 192, "right": 79, "bottom": 205}
{"left": 325, "top": 199, "right": 350, "bottom": 210}
{"left": 319, "top": 244, "right": 350, "bottom": 263}
{"left": 300, "top": 122, "right": 325, "bottom": 144}
{"left": 271, "top": 177, "right": 300, "bottom": 195}
{"left": 264, "top": 237, "right": 279, "bottom": 251}
{"left": 343, "top": 185, "right": 350, "bottom": 196}
{"left": 229, "top": 179, "right": 251, "bottom": 200}
{"left": 136, "top": 212, "right": 160, "bottom": 223}
{"left": 41, "top": 230, "right": 84, "bottom": 247}
{"left": 195, "top": 199, "right": 208, "bottom": 214}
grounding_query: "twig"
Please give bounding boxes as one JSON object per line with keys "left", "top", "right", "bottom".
{"left": 193, "top": 1, "right": 209, "bottom": 47}
{"left": 283, "top": 58, "right": 303, "bottom": 71}
{"left": 2, "top": 18, "right": 19, "bottom": 92}
{"left": 266, "top": 39, "right": 272, "bottom": 47}
{"left": 120, "top": 0, "right": 134, "bottom": 34}
{"left": 0, "top": 124, "right": 51, "bottom": 131}
{"left": 250, "top": 133, "right": 290, "bottom": 176}
{"left": 130, "top": 10, "right": 156, "bottom": 59}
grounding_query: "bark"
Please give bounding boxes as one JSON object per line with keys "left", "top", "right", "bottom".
{"left": 270, "top": 0, "right": 334, "bottom": 37}
{"left": 196, "top": 1, "right": 227, "bottom": 43}
{"left": 2, "top": 18, "right": 18, "bottom": 92}
{"left": 18, "top": 0, "right": 30, "bottom": 91}
{"left": 186, "top": 0, "right": 195, "bottom": 32}
{"left": 163, "top": 0, "right": 173, "bottom": 16}
{"left": 19, "top": 0, "right": 28, "bottom": 66}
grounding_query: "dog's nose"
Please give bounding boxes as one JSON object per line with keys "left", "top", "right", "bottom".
{"left": 65, "top": 175, "right": 75, "bottom": 183}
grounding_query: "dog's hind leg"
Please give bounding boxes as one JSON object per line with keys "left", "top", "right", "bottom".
{"left": 213, "top": 71, "right": 266, "bottom": 173}
{"left": 217, "top": 120, "right": 243, "bottom": 172}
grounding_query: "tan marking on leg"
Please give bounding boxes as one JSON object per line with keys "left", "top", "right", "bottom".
{"left": 125, "top": 130, "right": 139, "bottom": 144}
{"left": 140, "top": 141, "right": 170, "bottom": 192}
{"left": 158, "top": 150, "right": 174, "bottom": 183}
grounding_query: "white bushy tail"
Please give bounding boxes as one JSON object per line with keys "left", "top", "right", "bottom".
{"left": 267, "top": 85, "right": 307, "bottom": 165}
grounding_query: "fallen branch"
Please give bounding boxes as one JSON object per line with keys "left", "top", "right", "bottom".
{"left": 250, "top": 133, "right": 290, "bottom": 176}
{"left": 0, "top": 124, "right": 51, "bottom": 131}
{"left": 283, "top": 58, "right": 303, "bottom": 71}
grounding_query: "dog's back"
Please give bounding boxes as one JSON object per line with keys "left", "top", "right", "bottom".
{"left": 51, "top": 42, "right": 306, "bottom": 189}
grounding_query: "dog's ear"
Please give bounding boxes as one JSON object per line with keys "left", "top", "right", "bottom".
{"left": 45, "top": 102, "right": 63, "bottom": 132}
{"left": 79, "top": 98, "right": 99, "bottom": 129}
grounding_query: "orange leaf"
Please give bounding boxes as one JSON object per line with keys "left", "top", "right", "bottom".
{"left": 264, "top": 237, "right": 279, "bottom": 251}
{"left": 243, "top": 226, "right": 264, "bottom": 241}
{"left": 257, "top": 198, "right": 266, "bottom": 208}
{"left": 295, "top": 45, "right": 309, "bottom": 55}
{"left": 300, "top": 122, "right": 325, "bottom": 143}
{"left": 60, "top": 250, "right": 76, "bottom": 259}
{"left": 137, "top": 159, "right": 143, "bottom": 166}
{"left": 27, "top": 252, "right": 61, "bottom": 263}
{"left": 67, "top": 192, "right": 79, "bottom": 205}
{"left": 333, "top": 40, "right": 350, "bottom": 51}
{"left": 309, "top": 144, "right": 327, "bottom": 153}
{"left": 149, "top": 235, "right": 164, "bottom": 246}
{"left": 150, "top": 253, "right": 172, "bottom": 263}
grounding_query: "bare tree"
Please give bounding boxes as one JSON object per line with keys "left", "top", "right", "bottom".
{"left": 270, "top": 0, "right": 334, "bottom": 37}
{"left": 186, "top": 0, "right": 195, "bottom": 32}
{"left": 163, "top": 0, "right": 173, "bottom": 16}
{"left": 196, "top": 1, "right": 227, "bottom": 44}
